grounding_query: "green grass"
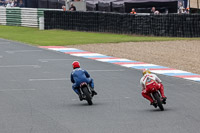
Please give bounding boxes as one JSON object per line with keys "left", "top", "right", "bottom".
{"left": 0, "top": 25, "right": 199, "bottom": 46}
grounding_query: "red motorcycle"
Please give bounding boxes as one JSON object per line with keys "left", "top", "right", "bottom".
{"left": 146, "top": 78, "right": 165, "bottom": 111}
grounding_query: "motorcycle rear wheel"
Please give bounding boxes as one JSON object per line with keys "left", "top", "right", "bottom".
{"left": 153, "top": 92, "right": 164, "bottom": 111}
{"left": 82, "top": 87, "right": 93, "bottom": 105}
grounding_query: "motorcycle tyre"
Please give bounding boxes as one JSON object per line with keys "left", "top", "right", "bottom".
{"left": 153, "top": 92, "right": 164, "bottom": 111}
{"left": 82, "top": 87, "right": 93, "bottom": 105}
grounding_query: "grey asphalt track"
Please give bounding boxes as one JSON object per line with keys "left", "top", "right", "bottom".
{"left": 0, "top": 39, "right": 200, "bottom": 133}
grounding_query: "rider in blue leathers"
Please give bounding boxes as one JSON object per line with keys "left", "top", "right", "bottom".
{"left": 71, "top": 61, "right": 97, "bottom": 101}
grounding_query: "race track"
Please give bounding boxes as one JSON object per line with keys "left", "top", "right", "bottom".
{"left": 0, "top": 39, "right": 200, "bottom": 133}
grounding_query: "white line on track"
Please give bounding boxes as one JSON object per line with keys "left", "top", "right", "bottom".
{"left": 29, "top": 70, "right": 124, "bottom": 82}
{"left": 0, "top": 42, "right": 11, "bottom": 44}
{"left": 29, "top": 78, "right": 70, "bottom": 81}
{"left": 0, "top": 65, "right": 40, "bottom": 68}
{"left": 0, "top": 89, "right": 36, "bottom": 91}
{"left": 6, "top": 50, "right": 43, "bottom": 54}
{"left": 38, "top": 59, "right": 79, "bottom": 62}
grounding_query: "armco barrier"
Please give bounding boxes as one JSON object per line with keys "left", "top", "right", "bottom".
{"left": 21, "top": 8, "right": 38, "bottom": 27}
{"left": 0, "top": 7, "right": 62, "bottom": 28}
{"left": 6, "top": 8, "right": 21, "bottom": 26}
{"left": 44, "top": 11, "right": 200, "bottom": 37}
{"left": 0, "top": 7, "right": 6, "bottom": 25}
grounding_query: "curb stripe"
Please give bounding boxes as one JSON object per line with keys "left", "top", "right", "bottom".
{"left": 58, "top": 50, "right": 85, "bottom": 52}
{"left": 39, "top": 46, "right": 65, "bottom": 48}
{"left": 149, "top": 68, "right": 175, "bottom": 70}
{"left": 40, "top": 46, "right": 200, "bottom": 83}
{"left": 150, "top": 70, "right": 191, "bottom": 73}
{"left": 114, "top": 62, "right": 144, "bottom": 64}
{"left": 71, "top": 53, "right": 106, "bottom": 57}
{"left": 130, "top": 66, "right": 168, "bottom": 69}
{"left": 89, "top": 57, "right": 114, "bottom": 59}
{"left": 175, "top": 75, "right": 200, "bottom": 78}
{"left": 81, "top": 56, "right": 111, "bottom": 58}
{"left": 162, "top": 73, "right": 197, "bottom": 76}
{"left": 64, "top": 52, "right": 92, "bottom": 54}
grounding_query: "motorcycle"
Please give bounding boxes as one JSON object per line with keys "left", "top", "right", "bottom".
{"left": 146, "top": 78, "right": 165, "bottom": 111}
{"left": 79, "top": 82, "right": 93, "bottom": 105}
{"left": 151, "top": 89, "right": 165, "bottom": 111}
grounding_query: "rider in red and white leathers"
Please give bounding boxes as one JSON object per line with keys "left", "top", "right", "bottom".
{"left": 140, "top": 69, "right": 167, "bottom": 106}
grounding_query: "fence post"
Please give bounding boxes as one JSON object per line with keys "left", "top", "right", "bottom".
{"left": 39, "top": 17, "right": 44, "bottom": 30}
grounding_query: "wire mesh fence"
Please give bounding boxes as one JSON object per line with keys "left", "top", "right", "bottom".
{"left": 45, "top": 11, "right": 200, "bottom": 37}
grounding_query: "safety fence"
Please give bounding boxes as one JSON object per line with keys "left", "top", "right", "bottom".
{"left": 44, "top": 11, "right": 200, "bottom": 37}
{"left": 0, "top": 7, "right": 62, "bottom": 28}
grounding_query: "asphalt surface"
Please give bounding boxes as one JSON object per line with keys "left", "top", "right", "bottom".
{"left": 0, "top": 39, "right": 200, "bottom": 133}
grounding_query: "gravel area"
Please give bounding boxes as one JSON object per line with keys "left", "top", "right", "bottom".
{"left": 68, "top": 40, "right": 200, "bottom": 74}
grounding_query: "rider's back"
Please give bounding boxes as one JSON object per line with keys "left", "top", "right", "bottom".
{"left": 140, "top": 73, "right": 161, "bottom": 87}
{"left": 72, "top": 68, "right": 89, "bottom": 85}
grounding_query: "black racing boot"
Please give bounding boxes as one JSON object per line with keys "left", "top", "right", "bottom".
{"left": 91, "top": 89, "right": 97, "bottom": 96}
{"left": 92, "top": 90, "right": 97, "bottom": 96}
{"left": 78, "top": 94, "right": 83, "bottom": 101}
{"left": 150, "top": 100, "right": 157, "bottom": 108}
{"left": 90, "top": 86, "right": 97, "bottom": 96}
{"left": 162, "top": 97, "right": 167, "bottom": 104}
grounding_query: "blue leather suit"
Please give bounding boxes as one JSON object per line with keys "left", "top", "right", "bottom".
{"left": 71, "top": 68, "right": 94, "bottom": 95}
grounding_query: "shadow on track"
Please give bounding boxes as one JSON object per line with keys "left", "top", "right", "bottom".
{"left": 141, "top": 107, "right": 174, "bottom": 112}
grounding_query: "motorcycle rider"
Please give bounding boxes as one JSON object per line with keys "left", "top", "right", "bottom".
{"left": 71, "top": 61, "right": 97, "bottom": 101}
{"left": 140, "top": 68, "right": 167, "bottom": 107}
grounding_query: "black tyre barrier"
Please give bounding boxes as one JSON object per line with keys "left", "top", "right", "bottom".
{"left": 44, "top": 11, "right": 200, "bottom": 37}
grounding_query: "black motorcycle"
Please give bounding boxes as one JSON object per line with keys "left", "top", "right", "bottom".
{"left": 79, "top": 82, "right": 93, "bottom": 105}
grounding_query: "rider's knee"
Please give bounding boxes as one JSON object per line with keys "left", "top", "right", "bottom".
{"left": 142, "top": 90, "right": 147, "bottom": 96}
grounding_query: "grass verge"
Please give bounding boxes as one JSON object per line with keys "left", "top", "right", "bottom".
{"left": 0, "top": 25, "right": 199, "bottom": 46}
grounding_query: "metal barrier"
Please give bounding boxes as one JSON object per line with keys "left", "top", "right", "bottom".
{"left": 0, "top": 7, "right": 62, "bottom": 28}
{"left": 0, "top": 7, "right": 6, "bottom": 25}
